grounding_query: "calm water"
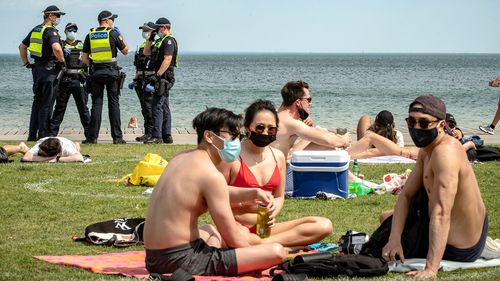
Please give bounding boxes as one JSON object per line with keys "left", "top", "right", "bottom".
{"left": 1, "top": 53, "right": 499, "bottom": 131}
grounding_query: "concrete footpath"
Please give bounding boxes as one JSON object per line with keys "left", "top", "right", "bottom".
{"left": 0, "top": 126, "right": 499, "bottom": 145}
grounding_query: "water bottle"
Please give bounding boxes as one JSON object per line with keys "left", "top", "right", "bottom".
{"left": 352, "top": 159, "right": 359, "bottom": 177}
{"left": 128, "top": 81, "right": 136, "bottom": 89}
{"left": 145, "top": 83, "right": 154, "bottom": 93}
{"left": 255, "top": 204, "right": 270, "bottom": 238}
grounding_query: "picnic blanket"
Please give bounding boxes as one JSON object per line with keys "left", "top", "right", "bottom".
{"left": 34, "top": 248, "right": 321, "bottom": 280}
{"left": 357, "top": 155, "right": 416, "bottom": 164}
{"left": 389, "top": 258, "right": 500, "bottom": 272}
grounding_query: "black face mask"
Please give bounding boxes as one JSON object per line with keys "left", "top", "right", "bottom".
{"left": 249, "top": 131, "right": 276, "bottom": 147}
{"left": 409, "top": 127, "right": 439, "bottom": 148}
{"left": 297, "top": 104, "right": 309, "bottom": 120}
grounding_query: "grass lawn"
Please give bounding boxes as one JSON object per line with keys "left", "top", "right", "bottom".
{"left": 0, "top": 142, "right": 498, "bottom": 281}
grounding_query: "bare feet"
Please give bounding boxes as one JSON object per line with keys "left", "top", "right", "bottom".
{"left": 18, "top": 142, "right": 30, "bottom": 154}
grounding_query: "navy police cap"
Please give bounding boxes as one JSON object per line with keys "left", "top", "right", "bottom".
{"left": 98, "top": 10, "right": 118, "bottom": 21}
{"left": 139, "top": 22, "right": 156, "bottom": 31}
{"left": 155, "top": 17, "right": 171, "bottom": 26}
{"left": 43, "top": 5, "right": 65, "bottom": 15}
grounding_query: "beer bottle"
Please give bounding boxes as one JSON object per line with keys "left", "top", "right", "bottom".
{"left": 255, "top": 204, "right": 271, "bottom": 238}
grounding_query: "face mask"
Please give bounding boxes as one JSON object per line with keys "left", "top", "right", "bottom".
{"left": 249, "top": 131, "right": 276, "bottom": 147}
{"left": 53, "top": 17, "right": 61, "bottom": 26}
{"left": 409, "top": 127, "right": 439, "bottom": 148}
{"left": 66, "top": 31, "right": 77, "bottom": 41}
{"left": 142, "top": 32, "right": 149, "bottom": 39}
{"left": 297, "top": 103, "right": 309, "bottom": 120}
{"left": 211, "top": 133, "right": 241, "bottom": 163}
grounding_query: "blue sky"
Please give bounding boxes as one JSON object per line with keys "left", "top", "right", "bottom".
{"left": 3, "top": 0, "right": 499, "bottom": 54}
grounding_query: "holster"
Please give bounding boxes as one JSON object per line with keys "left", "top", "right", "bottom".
{"left": 117, "top": 72, "right": 127, "bottom": 89}
{"left": 154, "top": 78, "right": 169, "bottom": 96}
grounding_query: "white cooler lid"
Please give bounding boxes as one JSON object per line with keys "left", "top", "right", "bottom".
{"left": 291, "top": 150, "right": 350, "bottom": 163}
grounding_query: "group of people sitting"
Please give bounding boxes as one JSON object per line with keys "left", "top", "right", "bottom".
{"left": 143, "top": 80, "right": 489, "bottom": 279}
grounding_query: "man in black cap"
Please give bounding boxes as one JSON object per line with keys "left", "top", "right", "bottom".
{"left": 49, "top": 23, "right": 90, "bottom": 138}
{"left": 379, "top": 95, "right": 488, "bottom": 278}
{"left": 81, "top": 10, "right": 129, "bottom": 144}
{"left": 132, "top": 22, "right": 157, "bottom": 142}
{"left": 19, "top": 5, "right": 66, "bottom": 141}
{"left": 143, "top": 17, "right": 178, "bottom": 144}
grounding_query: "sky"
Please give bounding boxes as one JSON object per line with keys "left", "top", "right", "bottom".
{"left": 2, "top": 0, "right": 499, "bottom": 54}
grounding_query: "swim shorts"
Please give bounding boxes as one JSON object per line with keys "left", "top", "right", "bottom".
{"left": 443, "top": 214, "right": 489, "bottom": 262}
{"left": 0, "top": 147, "right": 8, "bottom": 163}
{"left": 145, "top": 238, "right": 238, "bottom": 276}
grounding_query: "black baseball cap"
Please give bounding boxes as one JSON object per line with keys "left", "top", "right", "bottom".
{"left": 98, "top": 10, "right": 118, "bottom": 21}
{"left": 43, "top": 5, "right": 65, "bottom": 15}
{"left": 409, "top": 95, "right": 447, "bottom": 120}
{"left": 139, "top": 22, "right": 156, "bottom": 31}
{"left": 155, "top": 17, "right": 171, "bottom": 27}
{"left": 445, "top": 113, "right": 457, "bottom": 127}
{"left": 65, "top": 23, "right": 78, "bottom": 31}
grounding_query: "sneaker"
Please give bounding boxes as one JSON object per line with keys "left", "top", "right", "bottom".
{"left": 135, "top": 134, "right": 151, "bottom": 142}
{"left": 144, "top": 137, "right": 163, "bottom": 144}
{"left": 163, "top": 135, "right": 173, "bottom": 144}
{"left": 479, "top": 125, "right": 495, "bottom": 135}
{"left": 113, "top": 138, "right": 127, "bottom": 144}
{"left": 82, "top": 138, "right": 97, "bottom": 144}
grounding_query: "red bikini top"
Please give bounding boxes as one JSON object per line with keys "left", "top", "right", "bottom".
{"left": 231, "top": 148, "right": 280, "bottom": 192}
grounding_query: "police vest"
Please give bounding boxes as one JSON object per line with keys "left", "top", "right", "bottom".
{"left": 27, "top": 25, "right": 52, "bottom": 58}
{"left": 150, "top": 34, "right": 178, "bottom": 70}
{"left": 134, "top": 41, "right": 149, "bottom": 71}
{"left": 64, "top": 40, "right": 85, "bottom": 70}
{"left": 88, "top": 28, "right": 117, "bottom": 63}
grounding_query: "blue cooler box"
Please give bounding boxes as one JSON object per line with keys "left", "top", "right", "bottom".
{"left": 290, "top": 150, "right": 350, "bottom": 198}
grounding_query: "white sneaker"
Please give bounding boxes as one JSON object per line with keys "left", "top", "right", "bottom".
{"left": 479, "top": 125, "right": 495, "bottom": 135}
{"left": 481, "top": 236, "right": 500, "bottom": 259}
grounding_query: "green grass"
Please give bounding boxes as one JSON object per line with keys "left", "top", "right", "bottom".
{"left": 0, "top": 142, "right": 498, "bottom": 280}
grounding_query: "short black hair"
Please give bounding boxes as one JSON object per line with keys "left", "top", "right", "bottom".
{"left": 192, "top": 108, "right": 242, "bottom": 144}
{"left": 244, "top": 99, "right": 279, "bottom": 128}
{"left": 281, "top": 80, "right": 309, "bottom": 107}
{"left": 39, "top": 138, "right": 62, "bottom": 157}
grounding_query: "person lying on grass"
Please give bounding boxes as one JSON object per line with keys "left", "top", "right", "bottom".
{"left": 144, "top": 107, "right": 286, "bottom": 276}
{"left": 22, "top": 137, "right": 84, "bottom": 162}
{"left": 217, "top": 99, "right": 332, "bottom": 247}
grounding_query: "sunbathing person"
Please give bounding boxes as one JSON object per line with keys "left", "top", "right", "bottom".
{"left": 22, "top": 137, "right": 84, "bottom": 162}
{"left": 217, "top": 99, "right": 333, "bottom": 247}
{"left": 0, "top": 142, "right": 30, "bottom": 163}
{"left": 144, "top": 107, "right": 286, "bottom": 276}
{"left": 357, "top": 110, "right": 405, "bottom": 146}
{"left": 379, "top": 95, "right": 488, "bottom": 278}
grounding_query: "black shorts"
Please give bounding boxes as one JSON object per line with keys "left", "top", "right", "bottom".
{"left": 443, "top": 214, "right": 489, "bottom": 262}
{"left": 145, "top": 238, "right": 238, "bottom": 276}
{"left": 0, "top": 147, "right": 8, "bottom": 163}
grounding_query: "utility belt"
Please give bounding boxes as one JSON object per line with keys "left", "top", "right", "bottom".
{"left": 34, "top": 60, "right": 63, "bottom": 71}
{"left": 136, "top": 70, "right": 155, "bottom": 76}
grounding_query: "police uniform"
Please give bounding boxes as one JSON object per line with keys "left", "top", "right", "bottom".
{"left": 82, "top": 11, "right": 126, "bottom": 144}
{"left": 146, "top": 18, "right": 178, "bottom": 144}
{"left": 50, "top": 23, "right": 90, "bottom": 138}
{"left": 21, "top": 6, "right": 65, "bottom": 140}
{"left": 133, "top": 22, "right": 156, "bottom": 141}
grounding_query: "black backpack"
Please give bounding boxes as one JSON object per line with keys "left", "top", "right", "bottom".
{"left": 74, "top": 218, "right": 145, "bottom": 247}
{"left": 271, "top": 252, "right": 388, "bottom": 278}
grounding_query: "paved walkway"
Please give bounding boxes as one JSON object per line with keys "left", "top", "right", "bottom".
{"left": 0, "top": 125, "right": 499, "bottom": 145}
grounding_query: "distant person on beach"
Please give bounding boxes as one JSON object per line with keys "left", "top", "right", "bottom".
{"left": 19, "top": 5, "right": 66, "bottom": 141}
{"left": 144, "top": 107, "right": 286, "bottom": 276}
{"left": 22, "top": 137, "right": 84, "bottom": 163}
{"left": 81, "top": 10, "right": 128, "bottom": 144}
{"left": 217, "top": 99, "right": 332, "bottom": 246}
{"left": 1, "top": 142, "right": 30, "bottom": 163}
{"left": 49, "top": 22, "right": 90, "bottom": 138}
{"left": 478, "top": 76, "right": 500, "bottom": 135}
{"left": 357, "top": 110, "right": 404, "bottom": 146}
{"left": 377, "top": 95, "right": 488, "bottom": 279}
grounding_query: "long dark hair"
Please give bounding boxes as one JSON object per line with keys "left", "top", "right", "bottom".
{"left": 368, "top": 110, "right": 398, "bottom": 143}
{"left": 244, "top": 99, "right": 279, "bottom": 128}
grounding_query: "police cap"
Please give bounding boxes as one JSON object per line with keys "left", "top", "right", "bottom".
{"left": 98, "top": 10, "right": 118, "bottom": 21}
{"left": 139, "top": 22, "right": 156, "bottom": 31}
{"left": 65, "top": 23, "right": 78, "bottom": 32}
{"left": 155, "top": 17, "right": 171, "bottom": 27}
{"left": 43, "top": 5, "right": 65, "bottom": 15}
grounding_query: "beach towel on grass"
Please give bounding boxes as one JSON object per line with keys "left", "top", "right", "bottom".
{"left": 357, "top": 156, "right": 416, "bottom": 164}
{"left": 388, "top": 258, "right": 500, "bottom": 273}
{"left": 34, "top": 248, "right": 319, "bottom": 280}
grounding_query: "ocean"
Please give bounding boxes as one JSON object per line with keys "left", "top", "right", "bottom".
{"left": 1, "top": 53, "right": 499, "bottom": 132}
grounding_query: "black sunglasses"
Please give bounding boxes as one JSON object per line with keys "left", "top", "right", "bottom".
{"left": 66, "top": 28, "right": 77, "bottom": 32}
{"left": 254, "top": 124, "right": 278, "bottom": 135}
{"left": 406, "top": 117, "right": 439, "bottom": 129}
{"left": 299, "top": 97, "right": 312, "bottom": 103}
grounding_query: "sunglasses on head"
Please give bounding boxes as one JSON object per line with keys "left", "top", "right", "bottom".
{"left": 254, "top": 124, "right": 278, "bottom": 135}
{"left": 406, "top": 117, "right": 439, "bottom": 129}
{"left": 299, "top": 97, "right": 312, "bottom": 103}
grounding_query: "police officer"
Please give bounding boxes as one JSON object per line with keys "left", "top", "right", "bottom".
{"left": 19, "top": 5, "right": 66, "bottom": 141}
{"left": 133, "top": 22, "right": 156, "bottom": 142}
{"left": 143, "top": 18, "right": 178, "bottom": 144}
{"left": 49, "top": 23, "right": 90, "bottom": 138}
{"left": 81, "top": 10, "right": 128, "bottom": 144}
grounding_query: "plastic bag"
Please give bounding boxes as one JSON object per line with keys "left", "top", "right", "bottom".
{"left": 124, "top": 153, "right": 168, "bottom": 186}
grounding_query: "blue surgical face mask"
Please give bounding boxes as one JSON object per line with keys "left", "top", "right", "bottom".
{"left": 66, "top": 31, "right": 77, "bottom": 41}
{"left": 211, "top": 132, "right": 241, "bottom": 163}
{"left": 142, "top": 31, "right": 149, "bottom": 39}
{"left": 53, "top": 17, "right": 61, "bottom": 26}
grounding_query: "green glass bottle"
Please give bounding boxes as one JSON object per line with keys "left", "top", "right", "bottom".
{"left": 255, "top": 204, "right": 271, "bottom": 238}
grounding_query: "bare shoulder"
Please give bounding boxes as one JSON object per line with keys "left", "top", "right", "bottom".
{"left": 270, "top": 146, "right": 286, "bottom": 163}
{"left": 431, "top": 136, "right": 463, "bottom": 168}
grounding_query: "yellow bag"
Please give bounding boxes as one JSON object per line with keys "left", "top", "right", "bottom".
{"left": 125, "top": 153, "right": 168, "bottom": 186}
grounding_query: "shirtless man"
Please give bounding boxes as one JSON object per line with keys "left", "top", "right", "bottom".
{"left": 144, "top": 107, "right": 286, "bottom": 276}
{"left": 381, "top": 95, "right": 488, "bottom": 278}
